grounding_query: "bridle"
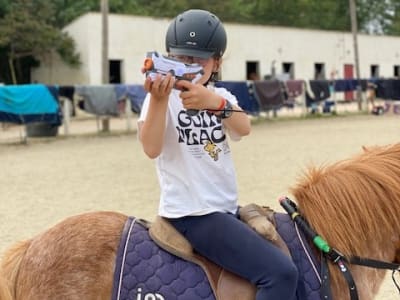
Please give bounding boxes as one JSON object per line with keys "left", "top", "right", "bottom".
{"left": 280, "top": 196, "right": 400, "bottom": 300}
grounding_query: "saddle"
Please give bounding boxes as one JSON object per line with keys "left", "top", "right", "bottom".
{"left": 148, "top": 204, "right": 291, "bottom": 300}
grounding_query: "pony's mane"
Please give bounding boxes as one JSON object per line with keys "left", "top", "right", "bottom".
{"left": 289, "top": 143, "right": 400, "bottom": 298}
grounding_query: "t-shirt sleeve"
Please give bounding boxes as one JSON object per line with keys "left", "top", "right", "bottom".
{"left": 214, "top": 87, "right": 238, "bottom": 106}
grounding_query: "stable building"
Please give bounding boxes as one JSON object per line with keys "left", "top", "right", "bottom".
{"left": 31, "top": 12, "right": 400, "bottom": 85}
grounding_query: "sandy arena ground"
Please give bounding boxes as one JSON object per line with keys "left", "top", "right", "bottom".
{"left": 1, "top": 113, "right": 399, "bottom": 299}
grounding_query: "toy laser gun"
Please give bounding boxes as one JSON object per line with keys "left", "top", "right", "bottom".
{"left": 143, "top": 51, "right": 204, "bottom": 115}
{"left": 143, "top": 51, "right": 204, "bottom": 83}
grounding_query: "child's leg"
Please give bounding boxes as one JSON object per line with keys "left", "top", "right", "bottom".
{"left": 169, "top": 212, "right": 298, "bottom": 300}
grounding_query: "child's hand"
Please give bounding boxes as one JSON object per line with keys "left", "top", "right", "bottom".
{"left": 176, "top": 80, "right": 221, "bottom": 111}
{"left": 144, "top": 73, "right": 175, "bottom": 101}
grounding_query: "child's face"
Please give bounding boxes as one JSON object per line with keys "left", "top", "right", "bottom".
{"left": 169, "top": 54, "right": 220, "bottom": 84}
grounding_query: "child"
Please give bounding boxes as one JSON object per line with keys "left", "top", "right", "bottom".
{"left": 138, "top": 9, "right": 298, "bottom": 299}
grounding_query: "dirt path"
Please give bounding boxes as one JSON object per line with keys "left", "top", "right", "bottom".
{"left": 1, "top": 114, "right": 399, "bottom": 299}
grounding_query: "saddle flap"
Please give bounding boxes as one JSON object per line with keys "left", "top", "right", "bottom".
{"left": 149, "top": 217, "right": 222, "bottom": 293}
{"left": 149, "top": 216, "right": 193, "bottom": 260}
{"left": 149, "top": 216, "right": 256, "bottom": 300}
{"left": 217, "top": 270, "right": 256, "bottom": 300}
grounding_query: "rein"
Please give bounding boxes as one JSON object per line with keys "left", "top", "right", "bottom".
{"left": 279, "top": 196, "right": 400, "bottom": 300}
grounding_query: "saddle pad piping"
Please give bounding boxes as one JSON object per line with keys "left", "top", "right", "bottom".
{"left": 295, "top": 222, "right": 322, "bottom": 283}
{"left": 116, "top": 217, "right": 137, "bottom": 300}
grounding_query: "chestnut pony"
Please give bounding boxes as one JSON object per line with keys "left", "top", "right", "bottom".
{"left": 2, "top": 143, "right": 400, "bottom": 300}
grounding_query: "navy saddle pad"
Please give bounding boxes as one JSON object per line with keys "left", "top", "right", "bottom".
{"left": 112, "top": 214, "right": 322, "bottom": 300}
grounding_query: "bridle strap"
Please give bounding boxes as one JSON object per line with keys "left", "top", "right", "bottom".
{"left": 393, "top": 270, "right": 400, "bottom": 293}
{"left": 336, "top": 259, "right": 358, "bottom": 300}
{"left": 279, "top": 196, "right": 400, "bottom": 299}
{"left": 348, "top": 256, "right": 400, "bottom": 295}
{"left": 349, "top": 256, "right": 400, "bottom": 271}
{"left": 325, "top": 249, "right": 359, "bottom": 300}
{"left": 320, "top": 254, "right": 334, "bottom": 300}
{"left": 320, "top": 248, "right": 400, "bottom": 300}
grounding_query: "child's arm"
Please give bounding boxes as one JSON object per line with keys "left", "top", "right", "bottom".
{"left": 176, "top": 80, "right": 251, "bottom": 137}
{"left": 221, "top": 102, "right": 251, "bottom": 138}
{"left": 139, "top": 73, "right": 175, "bottom": 158}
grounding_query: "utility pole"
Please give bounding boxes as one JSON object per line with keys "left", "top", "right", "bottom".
{"left": 101, "top": 0, "right": 109, "bottom": 84}
{"left": 349, "top": 0, "right": 364, "bottom": 111}
{"left": 101, "top": 0, "right": 110, "bottom": 131}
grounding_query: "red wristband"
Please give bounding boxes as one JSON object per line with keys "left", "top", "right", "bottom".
{"left": 208, "top": 98, "right": 226, "bottom": 113}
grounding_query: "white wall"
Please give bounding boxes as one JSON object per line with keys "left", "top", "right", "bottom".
{"left": 31, "top": 13, "right": 400, "bottom": 85}
{"left": 108, "top": 14, "right": 169, "bottom": 84}
{"left": 32, "top": 14, "right": 92, "bottom": 84}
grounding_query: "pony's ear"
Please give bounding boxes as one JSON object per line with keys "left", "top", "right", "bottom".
{"left": 362, "top": 145, "right": 381, "bottom": 153}
{"left": 361, "top": 145, "right": 375, "bottom": 152}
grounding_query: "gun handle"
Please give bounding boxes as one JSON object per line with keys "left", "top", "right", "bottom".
{"left": 180, "top": 86, "right": 199, "bottom": 116}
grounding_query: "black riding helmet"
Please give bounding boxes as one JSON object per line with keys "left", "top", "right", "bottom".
{"left": 165, "top": 9, "right": 227, "bottom": 59}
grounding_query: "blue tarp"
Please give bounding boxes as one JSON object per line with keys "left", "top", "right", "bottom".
{"left": 0, "top": 84, "right": 61, "bottom": 125}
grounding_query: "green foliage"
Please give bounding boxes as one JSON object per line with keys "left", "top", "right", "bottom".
{"left": 0, "top": 0, "right": 10, "bottom": 17}
{"left": 358, "top": 0, "right": 400, "bottom": 34}
{"left": 0, "top": 0, "right": 80, "bottom": 83}
{"left": 51, "top": 0, "right": 98, "bottom": 28}
{"left": 102, "top": 0, "right": 400, "bottom": 35}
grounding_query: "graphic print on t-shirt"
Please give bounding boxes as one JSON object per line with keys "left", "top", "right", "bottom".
{"left": 204, "top": 140, "right": 222, "bottom": 161}
{"left": 175, "top": 110, "right": 225, "bottom": 160}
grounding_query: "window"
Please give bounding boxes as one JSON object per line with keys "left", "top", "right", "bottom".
{"left": 314, "top": 63, "right": 325, "bottom": 80}
{"left": 246, "top": 61, "right": 260, "bottom": 80}
{"left": 370, "top": 65, "right": 379, "bottom": 78}
{"left": 394, "top": 65, "right": 400, "bottom": 78}
{"left": 109, "top": 60, "right": 123, "bottom": 83}
{"left": 282, "top": 62, "right": 295, "bottom": 79}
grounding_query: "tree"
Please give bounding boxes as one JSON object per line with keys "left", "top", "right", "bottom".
{"left": 0, "top": 0, "right": 10, "bottom": 17}
{"left": 0, "top": 0, "right": 80, "bottom": 84}
{"left": 51, "top": 0, "right": 99, "bottom": 28}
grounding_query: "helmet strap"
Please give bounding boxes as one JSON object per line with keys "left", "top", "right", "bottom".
{"left": 203, "top": 71, "right": 220, "bottom": 86}
{"left": 203, "top": 57, "right": 221, "bottom": 86}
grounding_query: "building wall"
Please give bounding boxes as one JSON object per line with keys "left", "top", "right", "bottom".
{"left": 31, "top": 12, "right": 400, "bottom": 85}
{"left": 32, "top": 14, "right": 92, "bottom": 85}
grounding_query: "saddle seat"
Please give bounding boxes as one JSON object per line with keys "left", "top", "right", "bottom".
{"left": 149, "top": 216, "right": 256, "bottom": 300}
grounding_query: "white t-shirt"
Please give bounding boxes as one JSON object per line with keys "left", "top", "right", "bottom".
{"left": 138, "top": 86, "right": 240, "bottom": 218}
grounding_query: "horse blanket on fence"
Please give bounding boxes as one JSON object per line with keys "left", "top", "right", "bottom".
{"left": 253, "top": 80, "right": 285, "bottom": 112}
{"left": 0, "top": 84, "right": 61, "bottom": 125}
{"left": 114, "top": 84, "right": 146, "bottom": 114}
{"left": 75, "top": 85, "right": 119, "bottom": 116}
{"left": 214, "top": 81, "right": 259, "bottom": 115}
{"left": 112, "top": 214, "right": 322, "bottom": 300}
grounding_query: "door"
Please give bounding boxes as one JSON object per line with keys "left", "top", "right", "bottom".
{"left": 344, "top": 64, "right": 354, "bottom": 101}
